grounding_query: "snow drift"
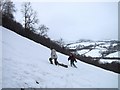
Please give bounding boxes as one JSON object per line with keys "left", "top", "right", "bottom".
{"left": 1, "top": 26, "right": 118, "bottom": 88}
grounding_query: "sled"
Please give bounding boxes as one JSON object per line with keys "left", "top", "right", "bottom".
{"left": 49, "top": 58, "right": 68, "bottom": 68}
{"left": 57, "top": 62, "right": 68, "bottom": 68}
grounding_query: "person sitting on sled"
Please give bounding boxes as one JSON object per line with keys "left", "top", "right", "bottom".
{"left": 68, "top": 53, "right": 77, "bottom": 68}
{"left": 49, "top": 49, "right": 58, "bottom": 65}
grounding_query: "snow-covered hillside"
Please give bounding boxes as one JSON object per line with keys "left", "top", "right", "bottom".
{"left": 106, "top": 51, "right": 120, "bottom": 57}
{"left": 66, "top": 40, "right": 119, "bottom": 63}
{"left": 100, "top": 51, "right": 120, "bottom": 63}
{"left": 2, "top": 27, "right": 118, "bottom": 88}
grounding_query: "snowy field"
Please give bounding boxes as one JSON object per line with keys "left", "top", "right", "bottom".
{"left": 100, "top": 52, "right": 120, "bottom": 63}
{"left": 1, "top": 26, "right": 118, "bottom": 88}
{"left": 66, "top": 39, "right": 119, "bottom": 63}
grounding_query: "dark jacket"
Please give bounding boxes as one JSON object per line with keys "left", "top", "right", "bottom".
{"left": 68, "top": 55, "right": 77, "bottom": 62}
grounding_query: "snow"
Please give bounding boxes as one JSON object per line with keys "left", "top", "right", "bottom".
{"left": 113, "top": 43, "right": 117, "bottom": 47}
{"left": 79, "top": 42, "right": 95, "bottom": 46}
{"left": 85, "top": 49, "right": 101, "bottom": 57}
{"left": 0, "top": 26, "right": 2, "bottom": 89}
{"left": 78, "top": 48, "right": 102, "bottom": 57}
{"left": 106, "top": 51, "right": 120, "bottom": 57}
{"left": 77, "top": 49, "right": 90, "bottom": 55}
{"left": 67, "top": 41, "right": 119, "bottom": 63}
{"left": 67, "top": 42, "right": 95, "bottom": 49}
{"left": 2, "top": 26, "right": 118, "bottom": 88}
{"left": 100, "top": 43, "right": 111, "bottom": 48}
{"left": 100, "top": 51, "right": 120, "bottom": 63}
{"left": 100, "top": 59, "right": 119, "bottom": 63}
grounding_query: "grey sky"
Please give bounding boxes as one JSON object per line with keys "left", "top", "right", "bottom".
{"left": 14, "top": 2, "right": 118, "bottom": 42}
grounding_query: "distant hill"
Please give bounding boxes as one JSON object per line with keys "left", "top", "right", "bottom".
{"left": 65, "top": 40, "right": 119, "bottom": 58}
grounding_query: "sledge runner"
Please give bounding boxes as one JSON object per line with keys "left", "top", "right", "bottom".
{"left": 49, "top": 49, "right": 58, "bottom": 65}
{"left": 68, "top": 53, "right": 77, "bottom": 68}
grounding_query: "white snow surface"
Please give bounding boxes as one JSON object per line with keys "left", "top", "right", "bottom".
{"left": 0, "top": 26, "right": 2, "bottom": 89}
{"left": 85, "top": 49, "right": 101, "bottom": 57}
{"left": 100, "top": 59, "right": 119, "bottom": 63}
{"left": 100, "top": 51, "right": 120, "bottom": 63}
{"left": 106, "top": 51, "right": 120, "bottom": 57}
{"left": 2, "top": 27, "right": 118, "bottom": 88}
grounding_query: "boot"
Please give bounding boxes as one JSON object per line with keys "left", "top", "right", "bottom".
{"left": 54, "top": 59, "right": 58, "bottom": 65}
{"left": 49, "top": 58, "right": 53, "bottom": 64}
{"left": 73, "top": 63, "right": 77, "bottom": 68}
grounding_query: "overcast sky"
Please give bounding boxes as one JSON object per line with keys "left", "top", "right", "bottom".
{"left": 14, "top": 1, "right": 118, "bottom": 42}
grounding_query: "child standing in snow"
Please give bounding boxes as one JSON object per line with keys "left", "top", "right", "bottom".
{"left": 68, "top": 53, "right": 77, "bottom": 68}
{"left": 49, "top": 49, "right": 58, "bottom": 65}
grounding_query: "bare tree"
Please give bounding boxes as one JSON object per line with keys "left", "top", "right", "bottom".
{"left": 21, "top": 2, "right": 49, "bottom": 36}
{"left": 1, "top": 0, "right": 16, "bottom": 19}
{"left": 21, "top": 2, "right": 38, "bottom": 31}
{"left": 37, "top": 24, "right": 49, "bottom": 37}
{"left": 55, "top": 38, "right": 65, "bottom": 47}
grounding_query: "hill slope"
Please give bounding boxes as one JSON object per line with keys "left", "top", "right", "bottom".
{"left": 1, "top": 26, "right": 118, "bottom": 88}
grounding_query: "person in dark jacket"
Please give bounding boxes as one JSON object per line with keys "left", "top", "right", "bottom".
{"left": 68, "top": 53, "right": 77, "bottom": 68}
